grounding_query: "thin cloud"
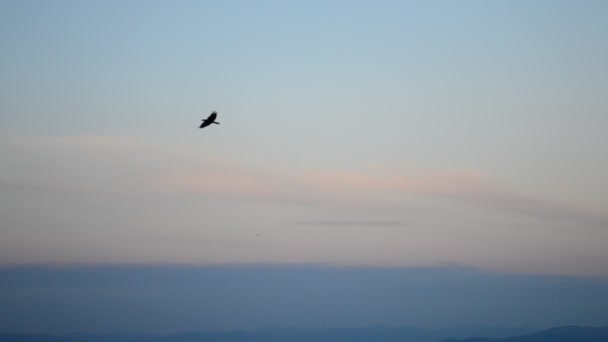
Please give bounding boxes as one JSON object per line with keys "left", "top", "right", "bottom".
{"left": 156, "top": 167, "right": 608, "bottom": 230}
{"left": 452, "top": 190, "right": 608, "bottom": 230}
{"left": 159, "top": 172, "right": 274, "bottom": 198}
{"left": 14, "top": 135, "right": 602, "bottom": 231}
{"left": 5, "top": 134, "right": 144, "bottom": 150}
{"left": 294, "top": 220, "right": 406, "bottom": 227}
{"left": 296, "top": 169, "right": 608, "bottom": 230}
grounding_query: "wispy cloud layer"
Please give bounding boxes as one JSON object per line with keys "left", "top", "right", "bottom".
{"left": 9, "top": 134, "right": 603, "bottom": 229}
{"left": 294, "top": 220, "right": 406, "bottom": 227}
{"left": 158, "top": 166, "right": 608, "bottom": 230}
{"left": 1, "top": 135, "right": 607, "bottom": 275}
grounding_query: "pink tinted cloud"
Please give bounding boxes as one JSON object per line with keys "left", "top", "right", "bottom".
{"left": 157, "top": 167, "right": 277, "bottom": 199}
{"left": 163, "top": 174, "right": 269, "bottom": 197}
{"left": 153, "top": 159, "right": 607, "bottom": 229}
{"left": 294, "top": 169, "right": 608, "bottom": 232}
{"left": 299, "top": 168, "right": 497, "bottom": 195}
{"left": 8, "top": 135, "right": 144, "bottom": 149}
{"left": 157, "top": 167, "right": 499, "bottom": 204}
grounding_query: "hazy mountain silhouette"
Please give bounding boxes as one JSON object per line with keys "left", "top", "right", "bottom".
{"left": 0, "top": 325, "right": 532, "bottom": 342}
{"left": 0, "top": 334, "right": 83, "bottom": 342}
{"left": 7, "top": 326, "right": 608, "bottom": 342}
{"left": 443, "top": 325, "right": 608, "bottom": 342}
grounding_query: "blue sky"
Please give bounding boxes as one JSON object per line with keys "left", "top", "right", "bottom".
{"left": 1, "top": 0, "right": 608, "bottom": 277}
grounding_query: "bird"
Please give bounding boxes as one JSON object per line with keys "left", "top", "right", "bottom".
{"left": 199, "top": 111, "right": 220, "bottom": 129}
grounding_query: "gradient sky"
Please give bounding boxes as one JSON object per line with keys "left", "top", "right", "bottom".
{"left": 1, "top": 1, "right": 608, "bottom": 276}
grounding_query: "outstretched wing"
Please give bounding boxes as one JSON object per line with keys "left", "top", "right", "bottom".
{"left": 199, "top": 111, "right": 217, "bottom": 129}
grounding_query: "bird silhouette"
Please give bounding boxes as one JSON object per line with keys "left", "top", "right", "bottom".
{"left": 199, "top": 111, "right": 220, "bottom": 129}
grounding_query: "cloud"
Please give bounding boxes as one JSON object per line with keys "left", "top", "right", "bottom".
{"left": 0, "top": 135, "right": 176, "bottom": 207}
{"left": 157, "top": 168, "right": 493, "bottom": 201}
{"left": 451, "top": 189, "right": 608, "bottom": 230}
{"left": 158, "top": 171, "right": 274, "bottom": 198}
{"left": 299, "top": 168, "right": 495, "bottom": 195}
{"left": 4, "top": 134, "right": 144, "bottom": 152}
{"left": 3, "top": 134, "right": 606, "bottom": 274}
{"left": 293, "top": 220, "right": 406, "bottom": 227}
{"left": 155, "top": 166, "right": 608, "bottom": 230}
{"left": 6, "top": 134, "right": 603, "bottom": 231}
{"left": 292, "top": 169, "right": 608, "bottom": 230}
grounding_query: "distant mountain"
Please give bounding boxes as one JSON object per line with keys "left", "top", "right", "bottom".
{"left": 0, "top": 325, "right": 532, "bottom": 342}
{"left": 443, "top": 325, "right": 608, "bottom": 342}
{"left": 149, "top": 326, "right": 441, "bottom": 342}
{"left": 67, "top": 327, "right": 448, "bottom": 342}
{"left": 7, "top": 326, "right": 608, "bottom": 342}
{"left": 0, "top": 334, "right": 83, "bottom": 342}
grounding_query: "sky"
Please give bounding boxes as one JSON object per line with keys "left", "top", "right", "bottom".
{"left": 2, "top": 0, "right": 608, "bottom": 275}
{"left": 1, "top": 0, "right": 608, "bottom": 333}
{"left": 1, "top": 1, "right": 608, "bottom": 328}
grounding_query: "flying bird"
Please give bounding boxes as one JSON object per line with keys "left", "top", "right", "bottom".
{"left": 199, "top": 111, "right": 220, "bottom": 129}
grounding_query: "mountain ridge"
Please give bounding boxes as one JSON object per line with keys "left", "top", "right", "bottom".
{"left": 3, "top": 325, "right": 607, "bottom": 342}
{"left": 443, "top": 325, "right": 608, "bottom": 342}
